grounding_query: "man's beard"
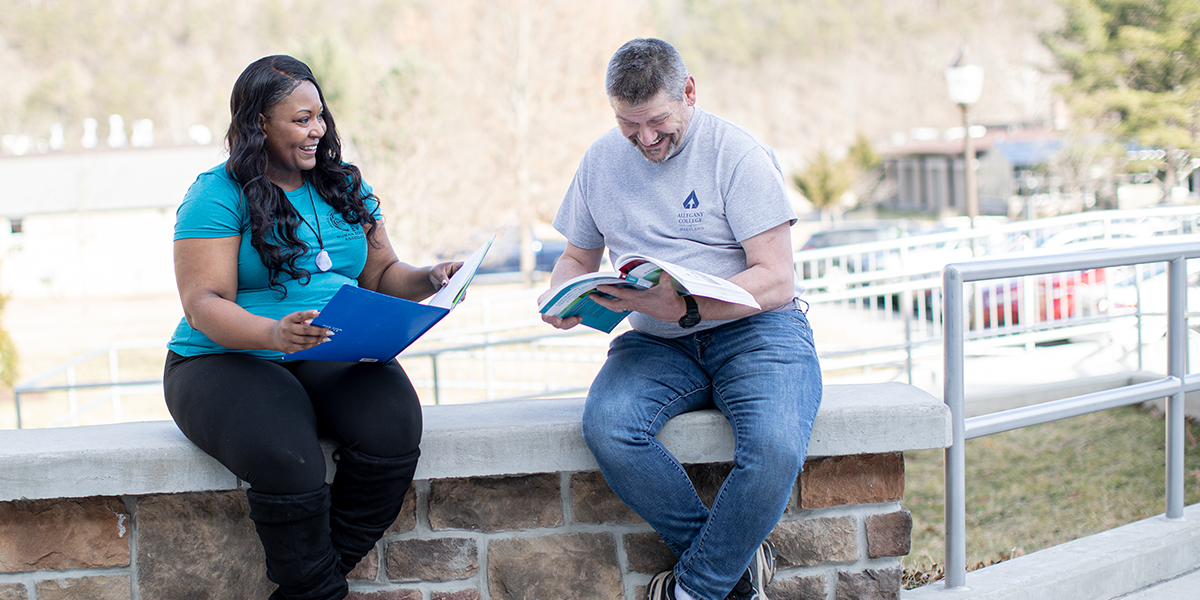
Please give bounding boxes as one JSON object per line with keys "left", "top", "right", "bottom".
{"left": 628, "top": 131, "right": 679, "bottom": 164}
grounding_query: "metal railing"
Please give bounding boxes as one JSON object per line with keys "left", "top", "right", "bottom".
{"left": 11, "top": 206, "right": 1200, "bottom": 428}
{"left": 938, "top": 242, "right": 1200, "bottom": 590}
{"left": 11, "top": 339, "right": 163, "bottom": 429}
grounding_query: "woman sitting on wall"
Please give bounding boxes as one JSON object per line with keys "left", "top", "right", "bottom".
{"left": 163, "top": 54, "right": 459, "bottom": 600}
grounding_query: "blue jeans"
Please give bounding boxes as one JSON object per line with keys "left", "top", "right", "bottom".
{"left": 582, "top": 309, "right": 822, "bottom": 600}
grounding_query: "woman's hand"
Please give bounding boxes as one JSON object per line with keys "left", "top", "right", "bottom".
{"left": 427, "top": 261, "right": 463, "bottom": 292}
{"left": 268, "top": 309, "right": 333, "bottom": 353}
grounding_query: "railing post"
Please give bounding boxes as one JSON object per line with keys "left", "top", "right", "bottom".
{"left": 108, "top": 345, "right": 122, "bottom": 423}
{"left": 430, "top": 354, "right": 441, "bottom": 405}
{"left": 1135, "top": 263, "right": 1144, "bottom": 371}
{"left": 13, "top": 390, "right": 21, "bottom": 429}
{"left": 67, "top": 366, "right": 79, "bottom": 427}
{"left": 943, "top": 265, "right": 968, "bottom": 589}
{"left": 903, "top": 283, "right": 915, "bottom": 386}
{"left": 1166, "top": 256, "right": 1186, "bottom": 520}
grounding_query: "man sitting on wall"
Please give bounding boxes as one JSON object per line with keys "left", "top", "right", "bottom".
{"left": 539, "top": 38, "right": 823, "bottom": 600}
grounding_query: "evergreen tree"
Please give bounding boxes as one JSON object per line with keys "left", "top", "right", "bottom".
{"left": 1045, "top": 0, "right": 1200, "bottom": 197}
{"left": 795, "top": 133, "right": 883, "bottom": 223}
{"left": 795, "top": 149, "right": 855, "bottom": 223}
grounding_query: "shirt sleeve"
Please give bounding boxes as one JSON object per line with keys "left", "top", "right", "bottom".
{"left": 174, "top": 171, "right": 247, "bottom": 240}
{"left": 723, "top": 145, "right": 797, "bottom": 242}
{"left": 364, "top": 186, "right": 383, "bottom": 220}
{"left": 552, "top": 157, "right": 606, "bottom": 250}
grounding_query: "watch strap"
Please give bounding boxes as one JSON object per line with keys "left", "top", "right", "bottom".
{"left": 679, "top": 294, "right": 701, "bottom": 328}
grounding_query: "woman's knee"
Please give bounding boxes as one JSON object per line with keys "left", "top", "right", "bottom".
{"left": 335, "top": 398, "right": 422, "bottom": 459}
{"left": 241, "top": 442, "right": 328, "bottom": 494}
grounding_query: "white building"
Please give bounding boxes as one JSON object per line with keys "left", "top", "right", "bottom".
{"left": 0, "top": 145, "right": 227, "bottom": 299}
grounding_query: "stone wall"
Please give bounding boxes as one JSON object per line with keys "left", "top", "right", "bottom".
{"left": 0, "top": 388, "right": 952, "bottom": 600}
{"left": 0, "top": 453, "right": 909, "bottom": 600}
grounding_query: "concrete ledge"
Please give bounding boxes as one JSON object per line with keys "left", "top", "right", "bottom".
{"left": 902, "top": 502, "right": 1200, "bottom": 600}
{"left": 0, "top": 382, "right": 950, "bottom": 502}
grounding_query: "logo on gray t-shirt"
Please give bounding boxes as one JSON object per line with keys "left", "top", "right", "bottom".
{"left": 679, "top": 191, "right": 703, "bottom": 232}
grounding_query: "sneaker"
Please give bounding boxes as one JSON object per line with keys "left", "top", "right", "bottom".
{"left": 648, "top": 570, "right": 677, "bottom": 600}
{"left": 749, "top": 539, "right": 777, "bottom": 591}
{"left": 726, "top": 540, "right": 777, "bottom": 600}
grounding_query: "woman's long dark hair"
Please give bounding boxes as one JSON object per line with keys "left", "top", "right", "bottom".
{"left": 225, "top": 54, "right": 378, "bottom": 296}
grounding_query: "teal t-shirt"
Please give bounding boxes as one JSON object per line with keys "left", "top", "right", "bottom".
{"left": 168, "top": 162, "right": 382, "bottom": 360}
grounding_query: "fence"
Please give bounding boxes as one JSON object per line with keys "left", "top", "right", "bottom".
{"left": 10, "top": 206, "right": 1200, "bottom": 428}
{"left": 938, "top": 241, "right": 1200, "bottom": 590}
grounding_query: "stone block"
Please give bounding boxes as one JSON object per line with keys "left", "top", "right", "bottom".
{"left": 768, "top": 575, "right": 827, "bottom": 600}
{"left": 346, "top": 590, "right": 421, "bottom": 600}
{"left": 685, "top": 462, "right": 734, "bottom": 508}
{"left": 488, "top": 532, "right": 622, "bottom": 600}
{"left": 0, "top": 497, "right": 129, "bottom": 572}
{"left": 799, "top": 453, "right": 903, "bottom": 509}
{"left": 866, "top": 509, "right": 912, "bottom": 558}
{"left": 636, "top": 583, "right": 649, "bottom": 599}
{"left": 35, "top": 576, "right": 130, "bottom": 600}
{"left": 348, "top": 546, "right": 380, "bottom": 581}
{"left": 836, "top": 567, "right": 901, "bottom": 600}
{"left": 432, "top": 590, "right": 481, "bottom": 600}
{"left": 570, "top": 470, "right": 640, "bottom": 524}
{"left": 623, "top": 531, "right": 675, "bottom": 575}
{"left": 429, "top": 474, "right": 561, "bottom": 532}
{"left": 771, "top": 516, "right": 857, "bottom": 567}
{"left": 0, "top": 583, "right": 26, "bottom": 600}
{"left": 136, "top": 491, "right": 273, "bottom": 600}
{"left": 384, "top": 485, "right": 417, "bottom": 535}
{"left": 386, "top": 537, "right": 478, "bottom": 582}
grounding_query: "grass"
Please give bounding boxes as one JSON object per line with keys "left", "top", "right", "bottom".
{"left": 902, "top": 404, "right": 1200, "bottom": 589}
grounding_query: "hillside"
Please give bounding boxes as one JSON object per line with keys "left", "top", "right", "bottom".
{"left": 0, "top": 0, "right": 1062, "bottom": 256}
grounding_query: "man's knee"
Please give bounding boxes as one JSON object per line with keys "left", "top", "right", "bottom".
{"left": 581, "top": 400, "right": 642, "bottom": 463}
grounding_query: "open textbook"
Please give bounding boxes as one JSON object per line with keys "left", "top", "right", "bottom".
{"left": 284, "top": 237, "right": 493, "bottom": 362}
{"left": 538, "top": 253, "right": 760, "bottom": 333}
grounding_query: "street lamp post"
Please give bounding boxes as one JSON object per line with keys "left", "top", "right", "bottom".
{"left": 942, "top": 48, "right": 984, "bottom": 590}
{"left": 945, "top": 48, "right": 984, "bottom": 228}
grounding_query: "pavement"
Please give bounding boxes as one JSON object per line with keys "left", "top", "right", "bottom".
{"left": 904, "top": 503, "right": 1200, "bottom": 600}
{"left": 1117, "top": 568, "right": 1200, "bottom": 600}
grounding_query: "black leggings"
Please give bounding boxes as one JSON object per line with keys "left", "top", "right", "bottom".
{"left": 163, "top": 351, "right": 423, "bottom": 495}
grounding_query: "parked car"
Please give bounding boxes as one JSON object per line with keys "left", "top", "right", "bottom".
{"left": 437, "top": 231, "right": 567, "bottom": 278}
{"left": 798, "top": 221, "right": 913, "bottom": 280}
{"left": 972, "top": 270, "right": 1105, "bottom": 329}
{"left": 475, "top": 237, "right": 567, "bottom": 275}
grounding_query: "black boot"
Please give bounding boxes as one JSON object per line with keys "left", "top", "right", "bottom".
{"left": 329, "top": 446, "right": 420, "bottom": 575}
{"left": 246, "top": 486, "right": 348, "bottom": 600}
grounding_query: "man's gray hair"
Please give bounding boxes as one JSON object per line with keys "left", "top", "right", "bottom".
{"left": 605, "top": 38, "right": 689, "bottom": 105}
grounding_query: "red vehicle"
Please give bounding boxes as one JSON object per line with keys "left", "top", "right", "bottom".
{"left": 973, "top": 269, "right": 1105, "bottom": 329}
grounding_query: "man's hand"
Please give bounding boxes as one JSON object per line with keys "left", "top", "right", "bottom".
{"left": 592, "top": 272, "right": 687, "bottom": 323}
{"left": 538, "top": 288, "right": 584, "bottom": 330}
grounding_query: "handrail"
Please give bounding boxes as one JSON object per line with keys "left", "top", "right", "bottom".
{"left": 939, "top": 241, "right": 1200, "bottom": 590}
{"left": 13, "top": 207, "right": 1200, "bottom": 428}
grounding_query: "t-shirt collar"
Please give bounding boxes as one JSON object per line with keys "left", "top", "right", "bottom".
{"left": 665, "top": 105, "right": 701, "bottom": 162}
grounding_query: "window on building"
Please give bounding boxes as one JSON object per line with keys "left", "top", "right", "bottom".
{"left": 9, "top": 218, "right": 22, "bottom": 234}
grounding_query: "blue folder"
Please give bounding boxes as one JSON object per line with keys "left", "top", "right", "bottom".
{"left": 283, "top": 285, "right": 449, "bottom": 363}
{"left": 285, "top": 237, "right": 492, "bottom": 363}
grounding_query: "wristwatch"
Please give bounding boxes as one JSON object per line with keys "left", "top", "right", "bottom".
{"left": 678, "top": 294, "right": 701, "bottom": 328}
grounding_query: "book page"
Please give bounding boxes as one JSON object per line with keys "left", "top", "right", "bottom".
{"left": 428, "top": 236, "right": 494, "bottom": 310}
{"left": 616, "top": 254, "right": 760, "bottom": 309}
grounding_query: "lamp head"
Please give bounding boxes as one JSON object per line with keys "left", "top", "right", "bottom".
{"left": 945, "top": 47, "right": 984, "bottom": 106}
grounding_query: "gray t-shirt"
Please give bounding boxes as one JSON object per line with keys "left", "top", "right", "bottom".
{"left": 553, "top": 107, "right": 798, "bottom": 338}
